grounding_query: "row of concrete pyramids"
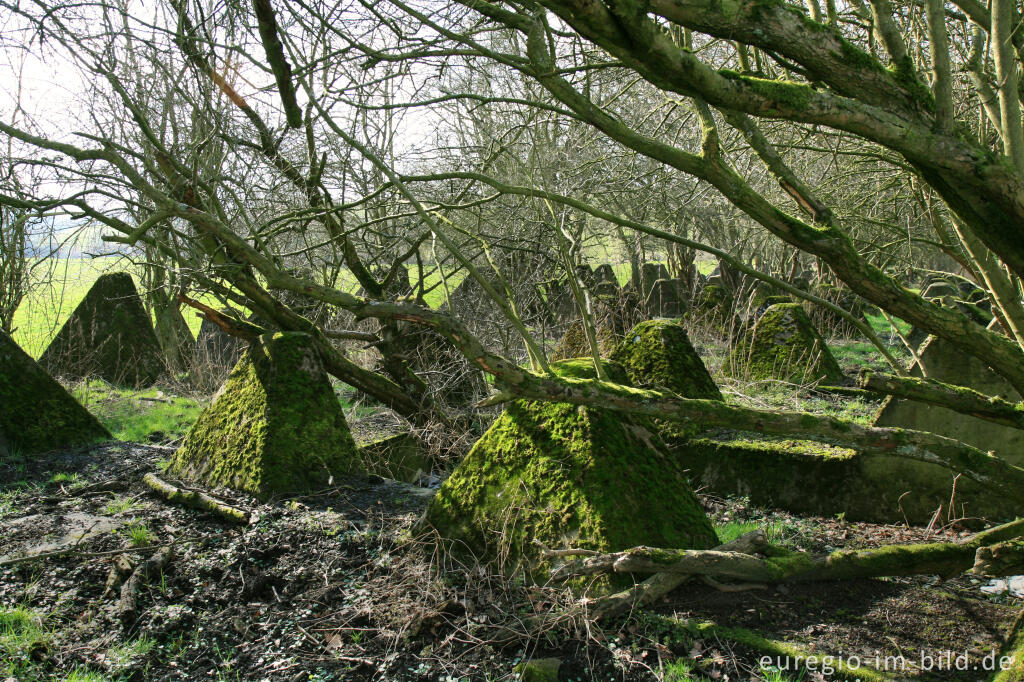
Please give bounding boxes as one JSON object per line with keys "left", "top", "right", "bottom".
{"left": 6, "top": 273, "right": 1022, "bottom": 532}
{"left": 10, "top": 271, "right": 1021, "bottom": 467}
{"left": 33, "top": 272, "right": 243, "bottom": 389}
{"left": 2, "top": 320, "right": 360, "bottom": 491}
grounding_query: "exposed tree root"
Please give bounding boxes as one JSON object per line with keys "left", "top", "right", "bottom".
{"left": 143, "top": 473, "right": 253, "bottom": 524}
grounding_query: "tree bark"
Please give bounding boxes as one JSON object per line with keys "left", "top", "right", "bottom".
{"left": 858, "top": 370, "right": 1024, "bottom": 431}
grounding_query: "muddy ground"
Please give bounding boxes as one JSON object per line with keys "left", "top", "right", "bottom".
{"left": 0, "top": 443, "right": 1019, "bottom": 681}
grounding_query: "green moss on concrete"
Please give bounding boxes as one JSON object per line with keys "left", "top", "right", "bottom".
{"left": 728, "top": 303, "right": 843, "bottom": 384}
{"left": 168, "top": 332, "right": 362, "bottom": 497}
{"left": 667, "top": 428, "right": 1022, "bottom": 523}
{"left": 38, "top": 273, "right": 165, "bottom": 387}
{"left": 423, "top": 360, "right": 718, "bottom": 581}
{"left": 514, "top": 658, "right": 561, "bottom": 682}
{"left": 0, "top": 330, "right": 110, "bottom": 455}
{"left": 611, "top": 320, "right": 722, "bottom": 400}
{"left": 551, "top": 319, "right": 620, "bottom": 360}
{"left": 544, "top": 357, "right": 630, "bottom": 384}
{"left": 358, "top": 432, "right": 431, "bottom": 483}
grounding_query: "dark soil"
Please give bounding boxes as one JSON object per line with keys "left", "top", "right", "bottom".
{"left": 0, "top": 444, "right": 1019, "bottom": 681}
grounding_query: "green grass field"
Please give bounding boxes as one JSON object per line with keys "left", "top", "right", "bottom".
{"left": 10, "top": 258, "right": 474, "bottom": 359}
{"left": 9, "top": 255, "right": 769, "bottom": 360}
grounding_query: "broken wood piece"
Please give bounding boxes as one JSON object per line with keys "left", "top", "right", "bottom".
{"left": 973, "top": 538, "right": 1024, "bottom": 577}
{"left": 586, "top": 530, "right": 769, "bottom": 620}
{"left": 102, "top": 554, "right": 137, "bottom": 599}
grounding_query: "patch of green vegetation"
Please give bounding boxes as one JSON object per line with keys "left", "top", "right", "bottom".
{"left": 865, "top": 311, "right": 911, "bottom": 338}
{"left": 108, "top": 635, "right": 155, "bottom": 668}
{"left": 715, "top": 519, "right": 788, "bottom": 545}
{"left": 760, "top": 666, "right": 805, "bottom": 682}
{"left": 105, "top": 496, "right": 137, "bottom": 515}
{"left": 0, "top": 605, "right": 49, "bottom": 678}
{"left": 72, "top": 380, "right": 205, "bottom": 443}
{"left": 0, "top": 490, "right": 22, "bottom": 519}
{"left": 336, "top": 387, "right": 380, "bottom": 420}
{"left": 48, "top": 471, "right": 81, "bottom": 485}
{"left": 664, "top": 657, "right": 712, "bottom": 681}
{"left": 830, "top": 341, "right": 882, "bottom": 372}
{"left": 122, "top": 522, "right": 153, "bottom": 547}
{"left": 64, "top": 668, "right": 114, "bottom": 682}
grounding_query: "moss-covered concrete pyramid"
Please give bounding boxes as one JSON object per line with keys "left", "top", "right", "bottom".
{"left": 612, "top": 319, "right": 722, "bottom": 399}
{"left": 39, "top": 273, "right": 165, "bottom": 387}
{"left": 728, "top": 303, "right": 843, "bottom": 384}
{"left": 422, "top": 359, "right": 718, "bottom": 578}
{"left": 0, "top": 330, "right": 109, "bottom": 456}
{"left": 550, "top": 319, "right": 619, "bottom": 360}
{"left": 167, "top": 332, "right": 362, "bottom": 496}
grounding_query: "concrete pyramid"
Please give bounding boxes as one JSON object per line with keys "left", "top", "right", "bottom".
{"left": 0, "top": 330, "right": 109, "bottom": 456}
{"left": 39, "top": 272, "right": 165, "bottom": 387}
{"left": 728, "top": 303, "right": 843, "bottom": 384}
{"left": 422, "top": 359, "right": 718, "bottom": 579}
{"left": 612, "top": 319, "right": 722, "bottom": 399}
{"left": 167, "top": 332, "right": 362, "bottom": 496}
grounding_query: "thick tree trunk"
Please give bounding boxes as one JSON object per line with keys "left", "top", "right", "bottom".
{"left": 151, "top": 291, "right": 194, "bottom": 374}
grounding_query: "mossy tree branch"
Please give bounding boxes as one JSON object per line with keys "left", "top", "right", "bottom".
{"left": 859, "top": 370, "right": 1024, "bottom": 431}
{"left": 556, "top": 517, "right": 1024, "bottom": 585}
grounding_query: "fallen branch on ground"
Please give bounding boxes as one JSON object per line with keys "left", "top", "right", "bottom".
{"left": 117, "top": 545, "right": 174, "bottom": 625}
{"left": 567, "top": 519, "right": 1024, "bottom": 620}
{"left": 103, "top": 554, "right": 136, "bottom": 599}
{"left": 0, "top": 542, "right": 174, "bottom": 568}
{"left": 581, "top": 530, "right": 770, "bottom": 621}
{"left": 143, "top": 473, "right": 252, "bottom": 524}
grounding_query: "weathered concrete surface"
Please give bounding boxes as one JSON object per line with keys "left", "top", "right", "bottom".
{"left": 646, "top": 278, "right": 687, "bottom": 318}
{"left": 168, "top": 332, "right": 362, "bottom": 497}
{"left": 669, "top": 429, "right": 1023, "bottom": 523}
{"left": 421, "top": 359, "right": 718, "bottom": 582}
{"left": 39, "top": 272, "right": 165, "bottom": 387}
{"left": 873, "top": 335, "right": 1024, "bottom": 467}
{"left": 195, "top": 318, "right": 243, "bottom": 370}
{"left": 0, "top": 329, "right": 110, "bottom": 456}
{"left": 727, "top": 303, "right": 843, "bottom": 384}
